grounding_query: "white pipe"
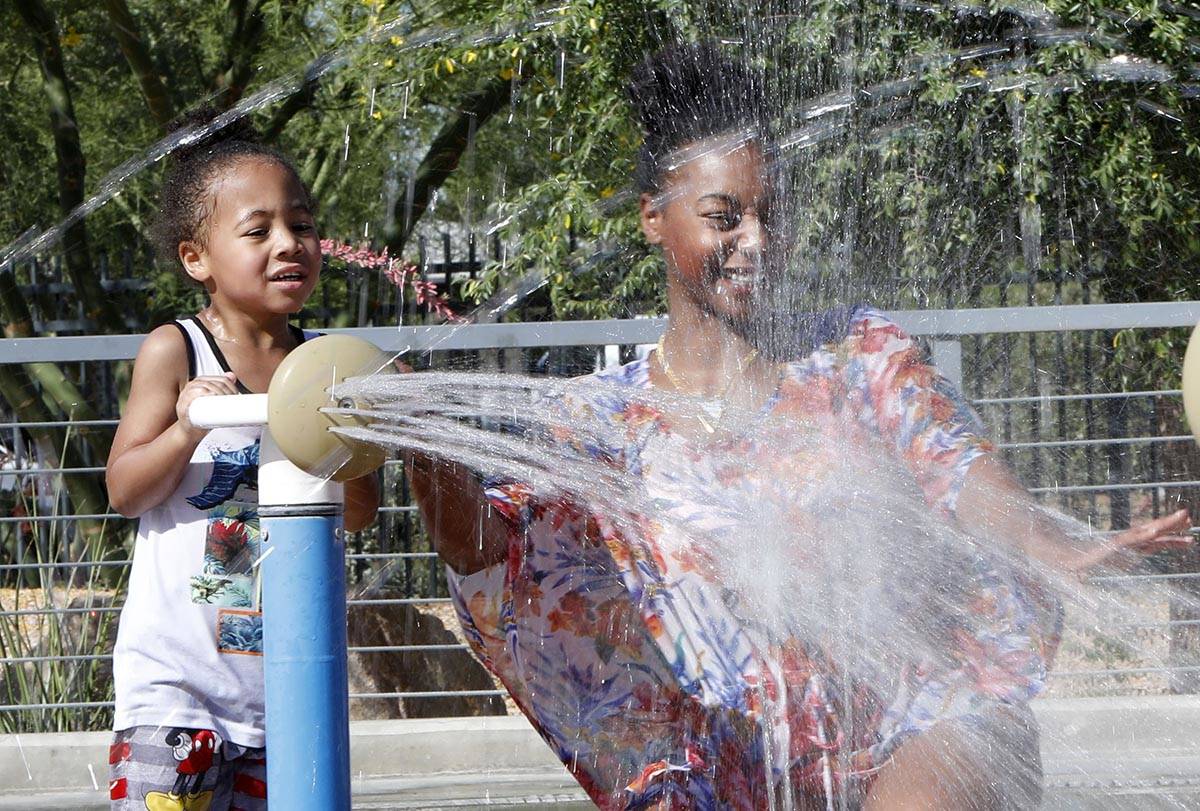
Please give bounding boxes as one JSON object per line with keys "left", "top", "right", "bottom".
{"left": 188, "top": 393, "right": 269, "bottom": 430}
{"left": 259, "top": 429, "right": 342, "bottom": 506}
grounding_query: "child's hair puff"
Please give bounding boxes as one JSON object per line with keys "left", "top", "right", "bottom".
{"left": 151, "top": 106, "right": 313, "bottom": 275}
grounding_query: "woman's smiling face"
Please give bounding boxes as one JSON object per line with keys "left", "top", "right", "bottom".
{"left": 641, "top": 138, "right": 771, "bottom": 325}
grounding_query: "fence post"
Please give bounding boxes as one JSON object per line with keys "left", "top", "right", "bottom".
{"left": 931, "top": 339, "right": 963, "bottom": 392}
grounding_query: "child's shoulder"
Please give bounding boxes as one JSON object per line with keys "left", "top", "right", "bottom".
{"left": 134, "top": 321, "right": 191, "bottom": 373}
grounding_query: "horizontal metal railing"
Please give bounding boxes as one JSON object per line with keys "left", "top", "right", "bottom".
{"left": 6, "top": 301, "right": 1200, "bottom": 364}
{"left": 3, "top": 301, "right": 1200, "bottom": 728}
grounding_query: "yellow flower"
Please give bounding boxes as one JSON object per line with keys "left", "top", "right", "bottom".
{"left": 390, "top": 35, "right": 404, "bottom": 46}
{"left": 588, "top": 17, "right": 599, "bottom": 31}
{"left": 499, "top": 67, "right": 515, "bottom": 80}
{"left": 563, "top": 213, "right": 572, "bottom": 229}
{"left": 61, "top": 26, "right": 83, "bottom": 48}
{"left": 968, "top": 67, "right": 987, "bottom": 78}
{"left": 384, "top": 58, "right": 395, "bottom": 68}
{"left": 444, "top": 58, "right": 456, "bottom": 74}
{"left": 372, "top": 110, "right": 383, "bottom": 120}
{"left": 599, "top": 186, "right": 615, "bottom": 199}
{"left": 464, "top": 50, "right": 478, "bottom": 64}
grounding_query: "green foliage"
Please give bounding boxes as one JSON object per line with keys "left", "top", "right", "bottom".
{"left": 442, "top": 0, "right": 1198, "bottom": 317}
{"left": 0, "top": 0, "right": 1197, "bottom": 323}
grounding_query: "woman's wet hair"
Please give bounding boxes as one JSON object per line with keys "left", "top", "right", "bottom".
{"left": 627, "top": 41, "right": 766, "bottom": 193}
{"left": 150, "top": 105, "right": 313, "bottom": 272}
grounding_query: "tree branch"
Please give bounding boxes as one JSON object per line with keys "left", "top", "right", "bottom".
{"left": 15, "top": 0, "right": 122, "bottom": 331}
{"left": 387, "top": 76, "right": 515, "bottom": 254}
{"left": 0, "top": 269, "right": 114, "bottom": 468}
{"left": 262, "top": 71, "right": 321, "bottom": 142}
{"left": 213, "top": 0, "right": 267, "bottom": 108}
{"left": 101, "top": 0, "right": 175, "bottom": 130}
{"left": 307, "top": 146, "right": 336, "bottom": 201}
{"left": 263, "top": 71, "right": 358, "bottom": 145}
{"left": 0, "top": 365, "right": 113, "bottom": 555}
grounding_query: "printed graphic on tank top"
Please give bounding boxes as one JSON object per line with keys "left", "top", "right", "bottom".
{"left": 187, "top": 438, "right": 264, "bottom": 655}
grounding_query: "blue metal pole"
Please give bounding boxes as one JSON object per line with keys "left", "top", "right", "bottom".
{"left": 259, "top": 433, "right": 350, "bottom": 810}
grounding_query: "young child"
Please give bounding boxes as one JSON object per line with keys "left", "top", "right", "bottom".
{"left": 105, "top": 111, "right": 379, "bottom": 810}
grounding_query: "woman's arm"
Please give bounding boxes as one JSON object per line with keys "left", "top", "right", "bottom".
{"left": 956, "top": 455, "right": 1190, "bottom": 577}
{"left": 343, "top": 473, "right": 380, "bottom": 532}
{"left": 853, "top": 312, "right": 1190, "bottom": 577}
{"left": 405, "top": 452, "right": 510, "bottom": 576}
{"left": 106, "top": 326, "right": 239, "bottom": 517}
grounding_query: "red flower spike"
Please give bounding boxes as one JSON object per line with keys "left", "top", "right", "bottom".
{"left": 321, "top": 239, "right": 463, "bottom": 323}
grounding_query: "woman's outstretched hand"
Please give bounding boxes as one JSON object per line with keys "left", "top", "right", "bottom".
{"left": 1064, "top": 508, "right": 1193, "bottom": 578}
{"left": 958, "top": 457, "right": 1195, "bottom": 580}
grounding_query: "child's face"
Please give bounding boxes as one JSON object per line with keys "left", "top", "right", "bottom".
{"left": 640, "top": 139, "right": 771, "bottom": 325}
{"left": 186, "top": 158, "right": 321, "bottom": 316}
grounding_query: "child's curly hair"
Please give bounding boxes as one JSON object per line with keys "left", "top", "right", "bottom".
{"left": 150, "top": 106, "right": 313, "bottom": 280}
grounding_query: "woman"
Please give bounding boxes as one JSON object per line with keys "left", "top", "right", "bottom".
{"left": 409, "top": 42, "right": 1190, "bottom": 810}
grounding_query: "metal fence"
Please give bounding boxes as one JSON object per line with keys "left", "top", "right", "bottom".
{"left": 3, "top": 301, "right": 1200, "bottom": 731}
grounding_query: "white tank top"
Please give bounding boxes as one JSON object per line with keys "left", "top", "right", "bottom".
{"left": 112, "top": 317, "right": 312, "bottom": 747}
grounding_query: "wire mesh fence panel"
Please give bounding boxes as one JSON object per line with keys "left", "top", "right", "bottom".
{"left": 4, "top": 303, "right": 1200, "bottom": 729}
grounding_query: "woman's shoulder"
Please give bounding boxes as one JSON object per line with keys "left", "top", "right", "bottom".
{"left": 846, "top": 309, "right": 927, "bottom": 367}
{"left": 775, "top": 306, "right": 915, "bottom": 383}
{"left": 562, "top": 357, "right": 650, "bottom": 420}
{"left": 520, "top": 358, "right": 646, "bottom": 449}
{"left": 846, "top": 306, "right": 908, "bottom": 336}
{"left": 765, "top": 305, "right": 883, "bottom": 359}
{"left": 591, "top": 356, "right": 651, "bottom": 387}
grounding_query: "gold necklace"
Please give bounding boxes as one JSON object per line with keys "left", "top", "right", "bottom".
{"left": 655, "top": 333, "right": 759, "bottom": 429}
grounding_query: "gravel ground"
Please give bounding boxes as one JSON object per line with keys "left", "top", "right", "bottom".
{"left": 1044, "top": 581, "right": 1174, "bottom": 698}
{"left": 421, "top": 599, "right": 519, "bottom": 715}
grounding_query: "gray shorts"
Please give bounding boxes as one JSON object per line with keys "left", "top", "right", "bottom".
{"left": 108, "top": 726, "right": 266, "bottom": 810}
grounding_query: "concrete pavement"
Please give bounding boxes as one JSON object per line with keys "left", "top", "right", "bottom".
{"left": 4, "top": 698, "right": 1200, "bottom": 809}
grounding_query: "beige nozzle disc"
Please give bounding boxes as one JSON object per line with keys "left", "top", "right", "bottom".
{"left": 1184, "top": 321, "right": 1200, "bottom": 445}
{"left": 267, "top": 334, "right": 395, "bottom": 482}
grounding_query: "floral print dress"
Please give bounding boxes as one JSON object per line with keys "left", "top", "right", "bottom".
{"left": 448, "top": 310, "right": 1060, "bottom": 810}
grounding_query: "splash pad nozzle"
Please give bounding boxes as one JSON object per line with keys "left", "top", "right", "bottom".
{"left": 1182, "top": 323, "right": 1200, "bottom": 446}
{"left": 188, "top": 334, "right": 396, "bottom": 811}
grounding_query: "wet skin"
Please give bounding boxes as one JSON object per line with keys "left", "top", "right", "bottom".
{"left": 641, "top": 138, "right": 772, "bottom": 329}
{"left": 180, "top": 158, "right": 322, "bottom": 328}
